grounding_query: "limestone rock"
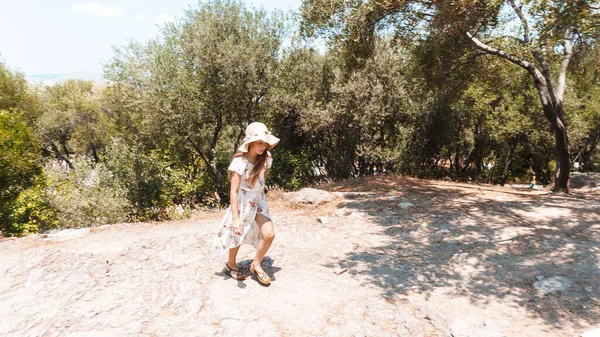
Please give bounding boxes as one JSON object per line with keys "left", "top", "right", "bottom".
{"left": 286, "top": 188, "right": 337, "bottom": 206}
{"left": 429, "top": 234, "right": 443, "bottom": 244}
{"left": 334, "top": 208, "right": 353, "bottom": 217}
{"left": 533, "top": 276, "right": 572, "bottom": 295}
{"left": 570, "top": 172, "right": 600, "bottom": 189}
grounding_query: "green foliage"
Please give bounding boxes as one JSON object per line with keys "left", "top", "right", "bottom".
{"left": 103, "top": 139, "right": 170, "bottom": 213}
{"left": 2, "top": 0, "right": 600, "bottom": 236}
{"left": 300, "top": 0, "right": 600, "bottom": 186}
{"left": 268, "top": 39, "right": 417, "bottom": 180}
{"left": 0, "top": 110, "right": 42, "bottom": 204}
{"left": 103, "top": 139, "right": 208, "bottom": 219}
{"left": 264, "top": 45, "right": 329, "bottom": 186}
{"left": 268, "top": 149, "right": 318, "bottom": 191}
{"left": 104, "top": 0, "right": 285, "bottom": 199}
{"left": 566, "top": 39, "right": 600, "bottom": 172}
{"left": 37, "top": 80, "right": 112, "bottom": 164}
{"left": 0, "top": 64, "right": 47, "bottom": 237}
{"left": 0, "top": 60, "right": 40, "bottom": 119}
{"left": 0, "top": 179, "right": 60, "bottom": 237}
{"left": 44, "top": 158, "right": 130, "bottom": 228}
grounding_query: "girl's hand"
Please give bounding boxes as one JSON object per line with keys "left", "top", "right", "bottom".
{"left": 230, "top": 218, "right": 242, "bottom": 235}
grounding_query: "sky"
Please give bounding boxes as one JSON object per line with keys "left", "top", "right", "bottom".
{"left": 0, "top": 0, "right": 303, "bottom": 76}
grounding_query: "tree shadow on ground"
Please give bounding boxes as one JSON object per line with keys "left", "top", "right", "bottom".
{"left": 322, "top": 176, "right": 600, "bottom": 329}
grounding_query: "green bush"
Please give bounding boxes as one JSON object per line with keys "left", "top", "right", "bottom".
{"left": 0, "top": 180, "right": 60, "bottom": 236}
{"left": 267, "top": 149, "right": 319, "bottom": 191}
{"left": 45, "top": 158, "right": 130, "bottom": 228}
{"left": 103, "top": 138, "right": 206, "bottom": 219}
{"left": 103, "top": 139, "right": 172, "bottom": 216}
{"left": 0, "top": 110, "right": 47, "bottom": 236}
{"left": 0, "top": 110, "right": 42, "bottom": 200}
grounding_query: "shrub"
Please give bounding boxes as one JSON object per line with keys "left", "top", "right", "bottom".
{"left": 45, "top": 158, "right": 130, "bottom": 228}
{"left": 0, "top": 110, "right": 46, "bottom": 236}
{"left": 267, "top": 148, "right": 320, "bottom": 191}
{"left": 104, "top": 139, "right": 180, "bottom": 219}
{"left": 103, "top": 138, "right": 208, "bottom": 219}
{"left": 0, "top": 180, "right": 60, "bottom": 236}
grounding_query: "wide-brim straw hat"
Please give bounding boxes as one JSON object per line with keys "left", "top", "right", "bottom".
{"left": 238, "top": 122, "right": 280, "bottom": 153}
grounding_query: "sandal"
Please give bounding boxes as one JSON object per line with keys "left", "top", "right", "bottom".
{"left": 250, "top": 264, "right": 271, "bottom": 286}
{"left": 224, "top": 263, "right": 248, "bottom": 281}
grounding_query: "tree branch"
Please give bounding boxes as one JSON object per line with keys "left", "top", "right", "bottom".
{"left": 466, "top": 31, "right": 553, "bottom": 107}
{"left": 507, "top": 0, "right": 560, "bottom": 106}
{"left": 532, "top": 50, "right": 558, "bottom": 106}
{"left": 556, "top": 28, "right": 573, "bottom": 102}
{"left": 210, "top": 108, "right": 222, "bottom": 155}
{"left": 190, "top": 140, "right": 212, "bottom": 172}
{"left": 466, "top": 32, "right": 533, "bottom": 71}
{"left": 507, "top": 0, "right": 530, "bottom": 44}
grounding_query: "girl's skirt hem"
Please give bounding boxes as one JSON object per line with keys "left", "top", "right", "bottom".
{"left": 212, "top": 190, "right": 271, "bottom": 254}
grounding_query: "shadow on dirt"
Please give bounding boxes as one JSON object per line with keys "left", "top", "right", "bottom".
{"left": 323, "top": 176, "right": 600, "bottom": 328}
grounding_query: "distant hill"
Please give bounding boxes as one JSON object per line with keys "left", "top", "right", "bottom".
{"left": 26, "top": 71, "right": 105, "bottom": 85}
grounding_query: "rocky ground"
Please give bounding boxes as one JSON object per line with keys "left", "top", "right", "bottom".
{"left": 1, "top": 175, "right": 599, "bottom": 337}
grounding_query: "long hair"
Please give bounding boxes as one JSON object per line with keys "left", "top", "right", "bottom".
{"left": 229, "top": 150, "right": 268, "bottom": 186}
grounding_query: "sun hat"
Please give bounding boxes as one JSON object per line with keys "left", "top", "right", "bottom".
{"left": 238, "top": 122, "right": 280, "bottom": 153}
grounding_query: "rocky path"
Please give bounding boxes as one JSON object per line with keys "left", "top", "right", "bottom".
{"left": 1, "top": 176, "right": 599, "bottom": 336}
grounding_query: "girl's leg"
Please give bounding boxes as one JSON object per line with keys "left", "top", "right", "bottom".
{"left": 251, "top": 213, "right": 275, "bottom": 272}
{"left": 228, "top": 245, "right": 241, "bottom": 270}
{"left": 225, "top": 245, "right": 247, "bottom": 280}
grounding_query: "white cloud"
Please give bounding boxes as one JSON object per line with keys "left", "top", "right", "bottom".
{"left": 72, "top": 2, "right": 125, "bottom": 17}
{"left": 153, "top": 13, "right": 174, "bottom": 25}
{"left": 133, "top": 14, "right": 146, "bottom": 22}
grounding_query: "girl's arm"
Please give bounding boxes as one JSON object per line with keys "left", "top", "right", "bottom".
{"left": 230, "top": 172, "right": 243, "bottom": 234}
{"left": 230, "top": 173, "right": 241, "bottom": 220}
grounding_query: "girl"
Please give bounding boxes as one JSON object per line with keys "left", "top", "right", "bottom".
{"left": 213, "top": 122, "right": 280, "bottom": 286}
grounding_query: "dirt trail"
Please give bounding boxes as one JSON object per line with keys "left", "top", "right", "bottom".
{"left": 1, "top": 176, "right": 599, "bottom": 337}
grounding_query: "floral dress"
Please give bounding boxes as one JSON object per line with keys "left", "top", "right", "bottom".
{"left": 213, "top": 155, "right": 273, "bottom": 253}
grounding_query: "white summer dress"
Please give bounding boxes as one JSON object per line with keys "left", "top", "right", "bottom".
{"left": 213, "top": 155, "right": 272, "bottom": 253}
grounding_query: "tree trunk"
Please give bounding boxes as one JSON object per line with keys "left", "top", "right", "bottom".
{"left": 205, "top": 152, "right": 227, "bottom": 202}
{"left": 358, "top": 158, "right": 367, "bottom": 177}
{"left": 91, "top": 144, "right": 99, "bottom": 163}
{"left": 540, "top": 100, "right": 571, "bottom": 192}
{"left": 454, "top": 144, "right": 460, "bottom": 178}
{"left": 466, "top": 16, "right": 574, "bottom": 193}
{"left": 499, "top": 149, "right": 512, "bottom": 186}
{"left": 553, "top": 123, "right": 570, "bottom": 192}
{"left": 191, "top": 141, "right": 227, "bottom": 202}
{"left": 210, "top": 111, "right": 225, "bottom": 202}
{"left": 580, "top": 125, "right": 600, "bottom": 172}
{"left": 46, "top": 137, "right": 73, "bottom": 170}
{"left": 59, "top": 139, "right": 71, "bottom": 161}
